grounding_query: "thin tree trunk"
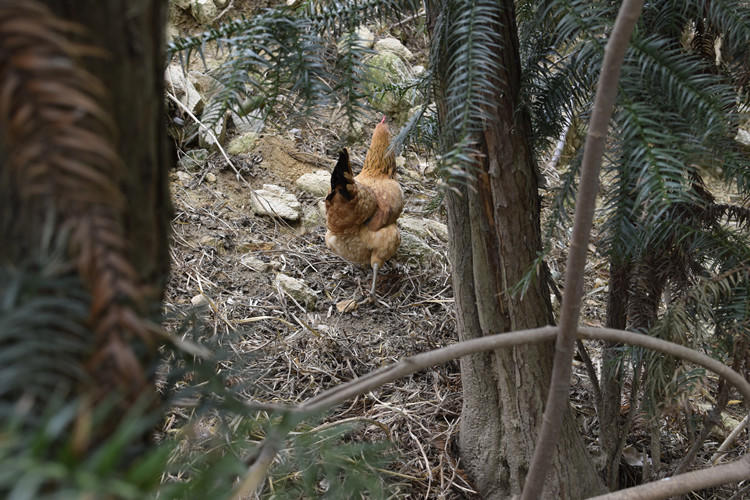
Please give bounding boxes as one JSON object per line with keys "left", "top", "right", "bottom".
{"left": 601, "top": 260, "right": 630, "bottom": 489}
{"left": 439, "top": 0, "right": 604, "bottom": 496}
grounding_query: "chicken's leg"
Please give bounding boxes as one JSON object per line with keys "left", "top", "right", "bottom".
{"left": 369, "top": 262, "right": 379, "bottom": 300}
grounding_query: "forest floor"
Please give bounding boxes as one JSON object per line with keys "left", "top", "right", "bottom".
{"left": 161, "top": 4, "right": 747, "bottom": 499}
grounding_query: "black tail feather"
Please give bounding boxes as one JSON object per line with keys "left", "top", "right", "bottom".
{"left": 328, "top": 149, "right": 354, "bottom": 201}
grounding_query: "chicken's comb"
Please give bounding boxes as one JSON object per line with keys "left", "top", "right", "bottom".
{"left": 380, "top": 116, "right": 386, "bottom": 124}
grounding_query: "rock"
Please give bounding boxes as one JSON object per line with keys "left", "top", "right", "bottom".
{"left": 178, "top": 149, "right": 208, "bottom": 171}
{"left": 250, "top": 184, "right": 301, "bottom": 221}
{"left": 230, "top": 110, "right": 265, "bottom": 135}
{"left": 176, "top": 170, "right": 192, "bottom": 186}
{"left": 356, "top": 26, "right": 375, "bottom": 49}
{"left": 191, "top": 294, "right": 209, "bottom": 308}
{"left": 338, "top": 26, "right": 376, "bottom": 54}
{"left": 736, "top": 128, "right": 750, "bottom": 146}
{"left": 295, "top": 170, "right": 330, "bottom": 197}
{"left": 241, "top": 255, "right": 272, "bottom": 272}
{"left": 213, "top": 0, "right": 229, "bottom": 7}
{"left": 413, "top": 65, "right": 425, "bottom": 76}
{"left": 275, "top": 273, "right": 317, "bottom": 309}
{"left": 301, "top": 204, "right": 324, "bottom": 228}
{"left": 398, "top": 232, "right": 439, "bottom": 263}
{"left": 190, "top": 0, "right": 218, "bottom": 24}
{"left": 317, "top": 200, "right": 327, "bottom": 219}
{"left": 198, "top": 112, "right": 227, "bottom": 150}
{"left": 205, "top": 172, "right": 217, "bottom": 183}
{"left": 165, "top": 64, "right": 203, "bottom": 115}
{"left": 165, "top": 22, "right": 180, "bottom": 44}
{"left": 364, "top": 50, "right": 417, "bottom": 122}
{"left": 227, "top": 132, "right": 259, "bottom": 155}
{"left": 172, "top": 0, "right": 192, "bottom": 10}
{"left": 336, "top": 298, "right": 358, "bottom": 313}
{"left": 399, "top": 216, "right": 449, "bottom": 242}
{"left": 375, "top": 37, "right": 413, "bottom": 60}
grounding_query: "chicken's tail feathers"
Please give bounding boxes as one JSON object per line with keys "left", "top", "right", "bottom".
{"left": 328, "top": 149, "right": 355, "bottom": 201}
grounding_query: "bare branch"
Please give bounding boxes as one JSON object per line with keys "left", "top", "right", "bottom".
{"left": 231, "top": 325, "right": 750, "bottom": 497}
{"left": 587, "top": 455, "right": 750, "bottom": 500}
{"left": 711, "top": 413, "right": 750, "bottom": 465}
{"left": 522, "top": 0, "right": 645, "bottom": 497}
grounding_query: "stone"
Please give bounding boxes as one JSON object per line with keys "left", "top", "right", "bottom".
{"left": 398, "top": 216, "right": 448, "bottom": 242}
{"left": 301, "top": 204, "right": 324, "bottom": 228}
{"left": 176, "top": 170, "right": 192, "bottom": 186}
{"left": 241, "top": 255, "right": 272, "bottom": 272}
{"left": 250, "top": 184, "right": 301, "bottom": 221}
{"left": 165, "top": 63, "right": 203, "bottom": 115}
{"left": 165, "top": 22, "right": 180, "bottom": 44}
{"left": 398, "top": 232, "right": 439, "bottom": 263}
{"left": 338, "top": 26, "right": 376, "bottom": 54}
{"left": 374, "top": 37, "right": 413, "bottom": 60}
{"left": 190, "top": 0, "right": 218, "bottom": 24}
{"left": 364, "top": 50, "right": 417, "bottom": 122}
{"left": 178, "top": 149, "right": 208, "bottom": 171}
{"left": 230, "top": 109, "right": 265, "bottom": 135}
{"left": 336, "top": 298, "right": 358, "bottom": 313}
{"left": 198, "top": 112, "right": 227, "bottom": 150}
{"left": 275, "top": 273, "right": 317, "bottom": 309}
{"left": 317, "top": 200, "right": 327, "bottom": 219}
{"left": 191, "top": 294, "right": 209, "bottom": 308}
{"left": 227, "top": 132, "right": 259, "bottom": 155}
{"left": 205, "top": 172, "right": 217, "bottom": 183}
{"left": 295, "top": 170, "right": 330, "bottom": 197}
{"left": 736, "top": 128, "right": 750, "bottom": 146}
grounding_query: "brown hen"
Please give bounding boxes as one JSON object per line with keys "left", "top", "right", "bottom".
{"left": 325, "top": 117, "right": 403, "bottom": 300}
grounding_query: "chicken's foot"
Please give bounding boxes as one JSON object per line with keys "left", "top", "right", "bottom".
{"left": 369, "top": 262, "right": 379, "bottom": 301}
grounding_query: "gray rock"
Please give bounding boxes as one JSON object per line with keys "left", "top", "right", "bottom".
{"left": 375, "top": 37, "right": 413, "bottom": 60}
{"left": 364, "top": 50, "right": 417, "bottom": 122}
{"left": 190, "top": 0, "right": 218, "bottom": 24}
{"left": 198, "top": 112, "right": 227, "bottom": 150}
{"left": 176, "top": 170, "right": 192, "bottom": 186}
{"left": 295, "top": 170, "right": 330, "bottom": 197}
{"left": 172, "top": 0, "right": 192, "bottom": 10}
{"left": 338, "top": 26, "right": 376, "bottom": 54}
{"left": 165, "top": 64, "right": 203, "bottom": 115}
{"left": 736, "top": 128, "right": 750, "bottom": 146}
{"left": 227, "top": 132, "right": 259, "bottom": 155}
{"left": 241, "top": 255, "right": 272, "bottom": 272}
{"left": 399, "top": 216, "right": 449, "bottom": 242}
{"left": 250, "top": 184, "right": 301, "bottom": 221}
{"left": 301, "top": 204, "right": 324, "bottom": 228}
{"left": 398, "top": 232, "right": 439, "bottom": 263}
{"left": 230, "top": 109, "right": 265, "bottom": 135}
{"left": 275, "top": 273, "right": 317, "bottom": 309}
{"left": 178, "top": 149, "right": 208, "bottom": 171}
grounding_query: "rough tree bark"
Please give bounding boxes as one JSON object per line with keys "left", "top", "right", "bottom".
{"left": 41, "top": 0, "right": 173, "bottom": 293}
{"left": 433, "top": 0, "right": 604, "bottom": 496}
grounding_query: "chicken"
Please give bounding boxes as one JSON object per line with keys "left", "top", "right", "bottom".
{"left": 325, "top": 117, "right": 403, "bottom": 300}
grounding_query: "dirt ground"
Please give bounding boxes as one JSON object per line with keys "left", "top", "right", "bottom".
{"left": 162, "top": 4, "right": 748, "bottom": 499}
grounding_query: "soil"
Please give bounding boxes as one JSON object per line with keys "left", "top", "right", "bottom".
{"left": 162, "top": 4, "right": 748, "bottom": 499}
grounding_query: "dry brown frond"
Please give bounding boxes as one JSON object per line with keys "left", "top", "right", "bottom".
{"left": 0, "top": 1, "right": 156, "bottom": 402}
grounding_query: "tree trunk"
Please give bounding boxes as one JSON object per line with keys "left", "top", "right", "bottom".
{"left": 24, "top": 0, "right": 172, "bottom": 398}
{"left": 42, "top": 0, "right": 173, "bottom": 293}
{"left": 601, "top": 260, "right": 630, "bottom": 489}
{"left": 440, "top": 0, "right": 604, "bottom": 496}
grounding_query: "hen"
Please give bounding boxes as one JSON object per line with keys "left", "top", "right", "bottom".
{"left": 325, "top": 117, "right": 403, "bottom": 300}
